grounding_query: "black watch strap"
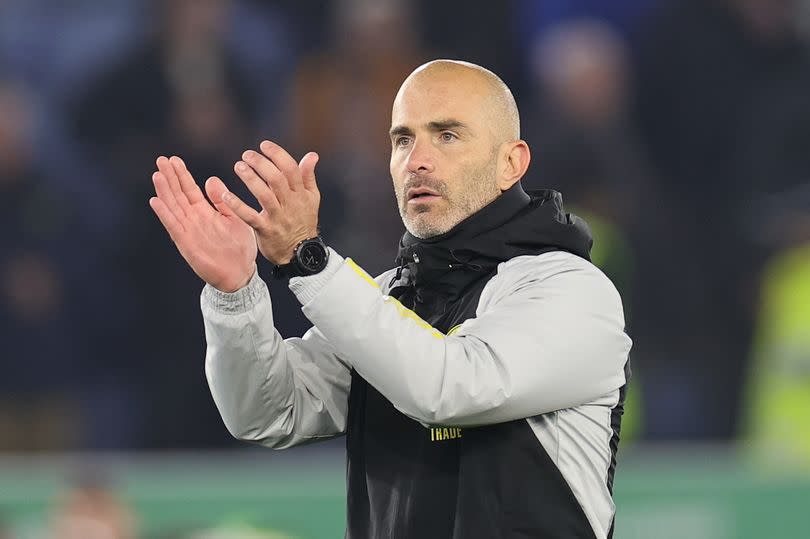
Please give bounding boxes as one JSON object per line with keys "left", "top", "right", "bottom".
{"left": 272, "top": 236, "right": 329, "bottom": 279}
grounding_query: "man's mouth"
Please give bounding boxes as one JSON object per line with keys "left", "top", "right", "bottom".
{"left": 406, "top": 187, "right": 442, "bottom": 204}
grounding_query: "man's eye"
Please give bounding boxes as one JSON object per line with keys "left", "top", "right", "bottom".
{"left": 440, "top": 132, "right": 457, "bottom": 142}
{"left": 395, "top": 136, "right": 412, "bottom": 147}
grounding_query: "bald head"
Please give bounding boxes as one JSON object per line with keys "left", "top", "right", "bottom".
{"left": 395, "top": 60, "right": 520, "bottom": 145}
{"left": 389, "top": 59, "right": 531, "bottom": 239}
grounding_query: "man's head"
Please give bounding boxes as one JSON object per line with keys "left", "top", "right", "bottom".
{"left": 390, "top": 60, "right": 530, "bottom": 238}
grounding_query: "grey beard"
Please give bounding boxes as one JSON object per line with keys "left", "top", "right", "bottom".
{"left": 397, "top": 163, "right": 500, "bottom": 238}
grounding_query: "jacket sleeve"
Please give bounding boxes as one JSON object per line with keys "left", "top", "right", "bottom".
{"left": 201, "top": 269, "right": 352, "bottom": 449}
{"left": 290, "top": 249, "right": 632, "bottom": 427}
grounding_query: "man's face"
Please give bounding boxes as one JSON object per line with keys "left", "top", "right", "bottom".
{"left": 389, "top": 73, "right": 502, "bottom": 238}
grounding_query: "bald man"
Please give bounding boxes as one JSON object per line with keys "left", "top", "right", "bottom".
{"left": 150, "top": 60, "right": 632, "bottom": 539}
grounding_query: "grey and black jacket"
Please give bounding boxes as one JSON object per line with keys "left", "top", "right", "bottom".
{"left": 202, "top": 184, "right": 633, "bottom": 539}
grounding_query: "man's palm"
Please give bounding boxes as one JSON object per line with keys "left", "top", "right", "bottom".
{"left": 149, "top": 156, "right": 257, "bottom": 292}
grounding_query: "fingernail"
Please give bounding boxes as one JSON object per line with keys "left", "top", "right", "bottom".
{"left": 236, "top": 161, "right": 247, "bottom": 172}
{"left": 242, "top": 151, "right": 254, "bottom": 160}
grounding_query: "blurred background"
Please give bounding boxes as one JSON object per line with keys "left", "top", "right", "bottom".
{"left": 1, "top": 0, "right": 809, "bottom": 537}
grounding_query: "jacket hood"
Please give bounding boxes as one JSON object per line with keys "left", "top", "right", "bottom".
{"left": 390, "top": 182, "right": 592, "bottom": 304}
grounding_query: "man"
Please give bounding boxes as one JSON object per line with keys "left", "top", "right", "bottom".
{"left": 149, "top": 60, "right": 632, "bottom": 539}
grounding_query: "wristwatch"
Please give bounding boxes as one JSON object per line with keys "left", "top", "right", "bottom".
{"left": 272, "top": 236, "right": 330, "bottom": 279}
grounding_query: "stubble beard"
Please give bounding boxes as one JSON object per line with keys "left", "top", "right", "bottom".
{"left": 396, "top": 158, "right": 501, "bottom": 239}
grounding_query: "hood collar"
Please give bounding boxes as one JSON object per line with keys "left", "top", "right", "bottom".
{"left": 391, "top": 183, "right": 592, "bottom": 304}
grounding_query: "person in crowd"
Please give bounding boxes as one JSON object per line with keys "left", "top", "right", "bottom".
{"left": 49, "top": 474, "right": 137, "bottom": 539}
{"left": 69, "top": 0, "right": 265, "bottom": 448}
{"left": 632, "top": 0, "right": 810, "bottom": 440}
{"left": 0, "top": 80, "right": 82, "bottom": 451}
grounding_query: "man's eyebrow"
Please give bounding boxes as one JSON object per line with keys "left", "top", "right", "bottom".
{"left": 389, "top": 120, "right": 471, "bottom": 139}
{"left": 389, "top": 125, "right": 414, "bottom": 138}
{"left": 427, "top": 119, "right": 469, "bottom": 132}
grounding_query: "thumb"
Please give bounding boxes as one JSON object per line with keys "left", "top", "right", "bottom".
{"left": 299, "top": 152, "right": 320, "bottom": 191}
{"left": 205, "top": 176, "right": 235, "bottom": 216}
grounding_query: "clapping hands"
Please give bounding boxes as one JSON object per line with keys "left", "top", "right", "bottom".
{"left": 149, "top": 141, "right": 321, "bottom": 292}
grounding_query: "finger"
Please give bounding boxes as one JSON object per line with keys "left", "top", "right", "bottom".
{"left": 242, "top": 148, "right": 289, "bottom": 197}
{"left": 235, "top": 160, "right": 281, "bottom": 211}
{"left": 240, "top": 152, "right": 288, "bottom": 205}
{"left": 298, "top": 152, "right": 320, "bottom": 192}
{"left": 222, "top": 190, "right": 265, "bottom": 230}
{"left": 156, "top": 156, "right": 190, "bottom": 214}
{"left": 260, "top": 140, "right": 303, "bottom": 191}
{"left": 204, "top": 176, "right": 235, "bottom": 217}
{"left": 152, "top": 171, "right": 185, "bottom": 220}
{"left": 170, "top": 156, "right": 205, "bottom": 204}
{"left": 149, "top": 196, "right": 185, "bottom": 241}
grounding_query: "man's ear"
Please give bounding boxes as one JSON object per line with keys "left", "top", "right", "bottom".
{"left": 497, "top": 140, "right": 531, "bottom": 191}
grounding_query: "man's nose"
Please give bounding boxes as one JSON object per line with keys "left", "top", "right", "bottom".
{"left": 405, "top": 137, "right": 436, "bottom": 175}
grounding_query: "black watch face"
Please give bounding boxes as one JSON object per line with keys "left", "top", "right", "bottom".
{"left": 297, "top": 240, "right": 328, "bottom": 273}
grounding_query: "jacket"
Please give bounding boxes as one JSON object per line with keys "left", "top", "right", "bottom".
{"left": 201, "top": 183, "right": 633, "bottom": 538}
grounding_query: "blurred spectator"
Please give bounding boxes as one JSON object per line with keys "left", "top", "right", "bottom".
{"left": 632, "top": 0, "right": 810, "bottom": 440}
{"left": 68, "top": 0, "right": 268, "bottom": 448}
{"left": 71, "top": 0, "right": 257, "bottom": 170}
{"left": 516, "top": 0, "right": 658, "bottom": 43}
{"left": 0, "top": 0, "right": 143, "bottom": 102}
{"left": 522, "top": 20, "right": 650, "bottom": 299}
{"left": 49, "top": 474, "right": 137, "bottom": 539}
{"left": 745, "top": 186, "right": 810, "bottom": 466}
{"left": 520, "top": 20, "right": 652, "bottom": 442}
{"left": 0, "top": 80, "right": 83, "bottom": 451}
{"left": 524, "top": 20, "right": 647, "bottom": 228}
{"left": 287, "top": 0, "right": 428, "bottom": 275}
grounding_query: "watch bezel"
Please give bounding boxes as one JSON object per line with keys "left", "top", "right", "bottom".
{"left": 295, "top": 237, "right": 329, "bottom": 274}
{"left": 271, "top": 236, "right": 328, "bottom": 279}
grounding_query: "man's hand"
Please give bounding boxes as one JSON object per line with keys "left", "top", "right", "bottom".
{"left": 149, "top": 156, "right": 257, "bottom": 293}
{"left": 222, "top": 140, "right": 321, "bottom": 265}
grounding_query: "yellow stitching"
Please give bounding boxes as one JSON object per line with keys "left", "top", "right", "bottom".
{"left": 447, "top": 324, "right": 463, "bottom": 336}
{"left": 383, "top": 296, "right": 445, "bottom": 339}
{"left": 345, "top": 258, "right": 443, "bottom": 339}
{"left": 345, "top": 258, "right": 380, "bottom": 289}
